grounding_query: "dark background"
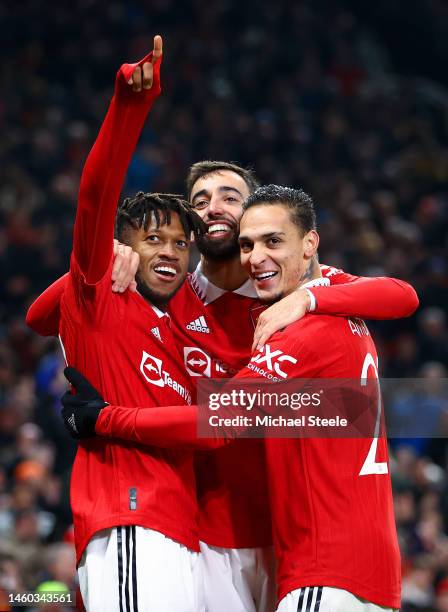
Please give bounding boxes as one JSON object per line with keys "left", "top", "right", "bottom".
{"left": 0, "top": 1, "right": 447, "bottom": 609}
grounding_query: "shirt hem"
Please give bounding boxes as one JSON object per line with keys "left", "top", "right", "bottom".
{"left": 199, "top": 527, "right": 272, "bottom": 549}
{"left": 75, "top": 516, "right": 199, "bottom": 564}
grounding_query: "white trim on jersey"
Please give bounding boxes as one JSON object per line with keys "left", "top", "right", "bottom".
{"left": 190, "top": 262, "right": 257, "bottom": 305}
{"left": 58, "top": 334, "right": 68, "bottom": 365}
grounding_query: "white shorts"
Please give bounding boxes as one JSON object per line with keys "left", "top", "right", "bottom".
{"left": 276, "top": 587, "right": 398, "bottom": 612}
{"left": 200, "top": 542, "right": 277, "bottom": 612}
{"left": 78, "top": 526, "right": 204, "bottom": 612}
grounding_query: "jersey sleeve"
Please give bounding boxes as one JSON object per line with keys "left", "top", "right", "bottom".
{"left": 94, "top": 333, "right": 313, "bottom": 448}
{"left": 72, "top": 52, "right": 161, "bottom": 285}
{"left": 313, "top": 265, "right": 419, "bottom": 319}
{"left": 26, "top": 274, "right": 68, "bottom": 336}
{"left": 95, "top": 404, "right": 227, "bottom": 450}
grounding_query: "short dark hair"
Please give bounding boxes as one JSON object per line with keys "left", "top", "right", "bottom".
{"left": 242, "top": 184, "right": 317, "bottom": 235}
{"left": 115, "top": 192, "right": 206, "bottom": 242}
{"left": 186, "top": 161, "right": 259, "bottom": 200}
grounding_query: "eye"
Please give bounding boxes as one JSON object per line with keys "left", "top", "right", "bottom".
{"left": 191, "top": 200, "right": 209, "bottom": 211}
{"left": 267, "top": 237, "right": 281, "bottom": 246}
{"left": 177, "top": 240, "right": 188, "bottom": 249}
{"left": 239, "top": 241, "right": 253, "bottom": 253}
{"left": 224, "top": 196, "right": 238, "bottom": 203}
{"left": 145, "top": 234, "right": 160, "bottom": 242}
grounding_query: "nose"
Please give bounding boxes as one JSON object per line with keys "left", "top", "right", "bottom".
{"left": 249, "top": 243, "right": 266, "bottom": 267}
{"left": 207, "top": 195, "right": 225, "bottom": 217}
{"left": 158, "top": 241, "right": 178, "bottom": 260}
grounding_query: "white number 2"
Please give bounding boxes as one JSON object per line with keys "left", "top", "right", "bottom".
{"left": 359, "top": 353, "right": 388, "bottom": 476}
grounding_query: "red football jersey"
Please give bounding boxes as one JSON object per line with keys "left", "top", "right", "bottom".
{"left": 95, "top": 306, "right": 402, "bottom": 608}
{"left": 166, "top": 263, "right": 413, "bottom": 551}
{"left": 26, "top": 255, "right": 417, "bottom": 555}
{"left": 168, "top": 269, "right": 272, "bottom": 547}
{"left": 58, "top": 52, "right": 198, "bottom": 563}
{"left": 26, "top": 267, "right": 418, "bottom": 338}
{"left": 62, "top": 261, "right": 197, "bottom": 563}
{"left": 232, "top": 311, "right": 401, "bottom": 608}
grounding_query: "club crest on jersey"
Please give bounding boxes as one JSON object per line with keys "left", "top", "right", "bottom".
{"left": 140, "top": 351, "right": 192, "bottom": 403}
{"left": 248, "top": 344, "right": 297, "bottom": 380}
{"left": 186, "top": 315, "right": 210, "bottom": 334}
{"left": 183, "top": 347, "right": 235, "bottom": 378}
{"left": 184, "top": 347, "right": 211, "bottom": 377}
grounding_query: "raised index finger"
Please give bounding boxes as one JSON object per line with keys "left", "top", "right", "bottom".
{"left": 152, "top": 34, "right": 163, "bottom": 62}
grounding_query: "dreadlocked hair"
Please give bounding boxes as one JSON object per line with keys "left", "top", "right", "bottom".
{"left": 115, "top": 191, "right": 206, "bottom": 242}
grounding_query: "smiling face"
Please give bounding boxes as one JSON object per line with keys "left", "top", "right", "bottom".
{"left": 189, "top": 170, "right": 251, "bottom": 260}
{"left": 239, "top": 203, "right": 319, "bottom": 303}
{"left": 126, "top": 211, "right": 190, "bottom": 309}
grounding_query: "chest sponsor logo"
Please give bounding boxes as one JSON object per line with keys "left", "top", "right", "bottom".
{"left": 186, "top": 315, "right": 210, "bottom": 334}
{"left": 183, "top": 347, "right": 236, "bottom": 378}
{"left": 248, "top": 344, "right": 297, "bottom": 380}
{"left": 140, "top": 351, "right": 192, "bottom": 404}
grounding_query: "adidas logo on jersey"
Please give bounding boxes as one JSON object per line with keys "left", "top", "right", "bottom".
{"left": 186, "top": 316, "right": 210, "bottom": 334}
{"left": 150, "top": 327, "right": 162, "bottom": 342}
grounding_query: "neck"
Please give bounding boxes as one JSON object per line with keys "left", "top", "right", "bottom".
{"left": 201, "top": 254, "right": 249, "bottom": 291}
{"left": 298, "top": 256, "right": 321, "bottom": 287}
{"left": 136, "top": 279, "right": 168, "bottom": 312}
{"left": 151, "top": 300, "right": 168, "bottom": 312}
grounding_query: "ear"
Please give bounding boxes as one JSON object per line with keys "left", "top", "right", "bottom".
{"left": 303, "top": 230, "right": 319, "bottom": 258}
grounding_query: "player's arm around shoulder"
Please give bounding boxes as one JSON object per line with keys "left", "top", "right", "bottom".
{"left": 316, "top": 264, "right": 419, "bottom": 319}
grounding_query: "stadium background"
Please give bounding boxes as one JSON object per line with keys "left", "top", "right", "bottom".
{"left": 1, "top": 1, "right": 448, "bottom": 610}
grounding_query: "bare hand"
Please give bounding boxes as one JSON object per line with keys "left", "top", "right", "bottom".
{"left": 111, "top": 239, "right": 139, "bottom": 293}
{"left": 252, "top": 288, "right": 311, "bottom": 352}
{"left": 127, "top": 34, "right": 163, "bottom": 92}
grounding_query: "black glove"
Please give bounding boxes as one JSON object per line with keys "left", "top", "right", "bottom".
{"left": 61, "top": 367, "right": 108, "bottom": 439}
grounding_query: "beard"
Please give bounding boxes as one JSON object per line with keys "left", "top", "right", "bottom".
{"left": 258, "top": 291, "right": 284, "bottom": 305}
{"left": 196, "top": 229, "right": 240, "bottom": 261}
{"left": 136, "top": 275, "right": 184, "bottom": 310}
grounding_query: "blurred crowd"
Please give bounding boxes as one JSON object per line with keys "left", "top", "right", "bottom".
{"left": 1, "top": 1, "right": 447, "bottom": 609}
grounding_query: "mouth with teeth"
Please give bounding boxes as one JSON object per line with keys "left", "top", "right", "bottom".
{"left": 253, "top": 270, "right": 279, "bottom": 287}
{"left": 152, "top": 264, "right": 178, "bottom": 282}
{"left": 206, "top": 222, "right": 234, "bottom": 239}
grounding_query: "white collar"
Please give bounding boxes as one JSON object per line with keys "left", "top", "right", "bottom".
{"left": 190, "top": 263, "right": 329, "bottom": 305}
{"left": 151, "top": 304, "right": 169, "bottom": 318}
{"left": 190, "top": 262, "right": 257, "bottom": 305}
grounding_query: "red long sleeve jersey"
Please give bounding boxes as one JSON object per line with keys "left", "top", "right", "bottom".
{"left": 62, "top": 263, "right": 198, "bottom": 563}
{"left": 166, "top": 264, "right": 414, "bottom": 550}
{"left": 26, "top": 260, "right": 418, "bottom": 551}
{"left": 57, "top": 54, "right": 199, "bottom": 563}
{"left": 168, "top": 270, "right": 272, "bottom": 547}
{"left": 250, "top": 315, "right": 401, "bottom": 608}
{"left": 97, "top": 309, "right": 401, "bottom": 608}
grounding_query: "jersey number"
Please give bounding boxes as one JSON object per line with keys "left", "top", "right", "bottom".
{"left": 359, "top": 353, "right": 388, "bottom": 476}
